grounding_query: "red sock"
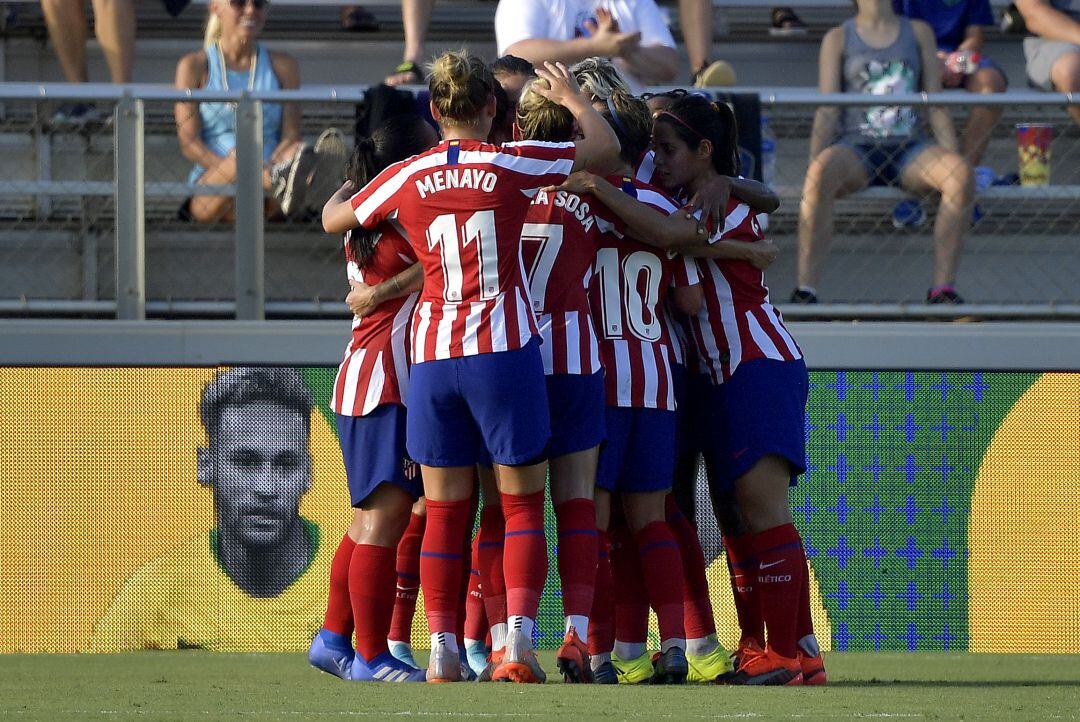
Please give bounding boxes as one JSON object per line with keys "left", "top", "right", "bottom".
{"left": 323, "top": 533, "right": 357, "bottom": 637}
{"left": 665, "top": 495, "right": 715, "bottom": 640}
{"left": 500, "top": 490, "right": 548, "bottom": 620}
{"left": 420, "top": 498, "right": 472, "bottom": 635}
{"left": 588, "top": 529, "right": 615, "bottom": 656}
{"left": 636, "top": 521, "right": 685, "bottom": 643}
{"left": 477, "top": 504, "right": 507, "bottom": 631}
{"left": 796, "top": 541, "right": 815, "bottom": 648}
{"left": 723, "top": 533, "right": 765, "bottom": 646}
{"left": 465, "top": 536, "right": 489, "bottom": 640}
{"left": 610, "top": 523, "right": 649, "bottom": 644}
{"left": 348, "top": 543, "right": 396, "bottom": 661}
{"left": 456, "top": 520, "right": 473, "bottom": 645}
{"left": 752, "top": 523, "right": 806, "bottom": 659}
{"left": 555, "top": 498, "right": 598, "bottom": 619}
{"left": 388, "top": 512, "right": 424, "bottom": 643}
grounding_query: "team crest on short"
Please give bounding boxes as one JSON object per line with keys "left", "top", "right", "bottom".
{"left": 402, "top": 458, "right": 419, "bottom": 481}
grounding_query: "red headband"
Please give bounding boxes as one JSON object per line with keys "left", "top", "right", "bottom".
{"left": 656, "top": 110, "right": 706, "bottom": 141}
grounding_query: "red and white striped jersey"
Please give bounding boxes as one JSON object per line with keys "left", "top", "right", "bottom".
{"left": 590, "top": 176, "right": 701, "bottom": 410}
{"left": 330, "top": 225, "right": 419, "bottom": 416}
{"left": 349, "top": 138, "right": 576, "bottom": 364}
{"left": 684, "top": 199, "right": 802, "bottom": 384}
{"left": 634, "top": 149, "right": 658, "bottom": 185}
{"left": 519, "top": 188, "right": 602, "bottom": 375}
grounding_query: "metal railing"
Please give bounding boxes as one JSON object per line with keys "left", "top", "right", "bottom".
{"left": 0, "top": 84, "right": 1076, "bottom": 320}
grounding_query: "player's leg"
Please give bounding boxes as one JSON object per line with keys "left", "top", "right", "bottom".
{"left": 474, "top": 465, "right": 506, "bottom": 680}
{"left": 547, "top": 370, "right": 606, "bottom": 683}
{"left": 619, "top": 408, "right": 687, "bottom": 685}
{"left": 718, "top": 359, "right": 812, "bottom": 686}
{"left": 898, "top": 145, "right": 974, "bottom": 295}
{"left": 588, "top": 487, "right": 618, "bottom": 683}
{"left": 388, "top": 497, "right": 425, "bottom": 668}
{"left": 463, "top": 533, "right": 490, "bottom": 677}
{"left": 310, "top": 506, "right": 360, "bottom": 678}
{"left": 961, "top": 65, "right": 1007, "bottom": 167}
{"left": 796, "top": 143, "right": 869, "bottom": 300}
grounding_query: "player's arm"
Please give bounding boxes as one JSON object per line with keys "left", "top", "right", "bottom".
{"left": 687, "top": 175, "right": 780, "bottom": 234}
{"left": 322, "top": 181, "right": 361, "bottom": 234}
{"left": 554, "top": 171, "right": 705, "bottom": 247}
{"left": 914, "top": 20, "right": 959, "bottom": 152}
{"left": 1016, "top": 0, "right": 1080, "bottom": 44}
{"left": 531, "top": 62, "right": 621, "bottom": 173}
{"left": 674, "top": 238, "right": 779, "bottom": 270}
{"left": 809, "top": 26, "right": 844, "bottom": 161}
{"left": 346, "top": 263, "right": 423, "bottom": 318}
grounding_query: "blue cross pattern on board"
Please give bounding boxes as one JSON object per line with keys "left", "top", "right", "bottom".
{"left": 794, "top": 370, "right": 1007, "bottom": 652}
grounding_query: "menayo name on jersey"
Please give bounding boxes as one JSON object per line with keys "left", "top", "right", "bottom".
{"left": 521, "top": 188, "right": 602, "bottom": 376}
{"left": 349, "top": 138, "right": 575, "bottom": 363}
{"left": 684, "top": 199, "right": 801, "bottom": 384}
{"left": 590, "top": 176, "right": 701, "bottom": 410}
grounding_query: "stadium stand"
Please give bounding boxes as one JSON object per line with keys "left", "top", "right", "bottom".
{"left": 0, "top": 0, "right": 1076, "bottom": 312}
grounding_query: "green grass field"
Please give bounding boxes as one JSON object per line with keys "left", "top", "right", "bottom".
{"left": 2, "top": 652, "right": 1078, "bottom": 720}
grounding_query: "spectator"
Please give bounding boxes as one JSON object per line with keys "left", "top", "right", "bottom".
{"left": 174, "top": 0, "right": 345, "bottom": 223}
{"left": 770, "top": 7, "right": 808, "bottom": 37}
{"left": 339, "top": 4, "right": 378, "bottom": 31}
{"left": 41, "top": 0, "right": 134, "bottom": 123}
{"left": 494, "top": 0, "right": 678, "bottom": 90}
{"left": 385, "top": 0, "right": 434, "bottom": 85}
{"left": 795, "top": 0, "right": 974, "bottom": 304}
{"left": 894, "top": 0, "right": 1008, "bottom": 177}
{"left": 1017, "top": 0, "right": 1080, "bottom": 127}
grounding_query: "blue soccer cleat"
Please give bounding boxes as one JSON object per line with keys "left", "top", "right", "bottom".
{"left": 349, "top": 650, "right": 427, "bottom": 682}
{"left": 308, "top": 629, "right": 354, "bottom": 679}
{"left": 388, "top": 640, "right": 419, "bottom": 669}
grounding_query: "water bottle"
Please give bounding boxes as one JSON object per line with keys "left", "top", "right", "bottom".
{"left": 760, "top": 113, "right": 776, "bottom": 188}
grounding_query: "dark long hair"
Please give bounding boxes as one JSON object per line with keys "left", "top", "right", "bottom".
{"left": 654, "top": 95, "right": 740, "bottom": 177}
{"left": 346, "top": 115, "right": 435, "bottom": 268}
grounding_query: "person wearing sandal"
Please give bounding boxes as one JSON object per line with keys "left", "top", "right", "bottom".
{"left": 770, "top": 7, "right": 809, "bottom": 37}
{"left": 175, "top": 0, "right": 346, "bottom": 223}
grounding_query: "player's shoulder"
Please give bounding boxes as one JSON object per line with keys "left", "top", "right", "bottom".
{"left": 498, "top": 139, "right": 577, "bottom": 158}
{"left": 631, "top": 178, "right": 679, "bottom": 214}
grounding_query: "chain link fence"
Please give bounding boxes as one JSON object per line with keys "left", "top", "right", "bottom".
{"left": 0, "top": 86, "right": 1076, "bottom": 317}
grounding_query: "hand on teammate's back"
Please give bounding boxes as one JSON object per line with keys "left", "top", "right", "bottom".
{"left": 746, "top": 240, "right": 779, "bottom": 270}
{"left": 346, "top": 280, "right": 379, "bottom": 319}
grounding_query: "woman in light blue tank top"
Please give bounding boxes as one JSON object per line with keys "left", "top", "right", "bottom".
{"left": 794, "top": 0, "right": 975, "bottom": 305}
{"left": 175, "top": 0, "right": 303, "bottom": 223}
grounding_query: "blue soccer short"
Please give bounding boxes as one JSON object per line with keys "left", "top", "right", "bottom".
{"left": 596, "top": 406, "right": 677, "bottom": 494}
{"left": 336, "top": 405, "right": 422, "bottom": 506}
{"left": 546, "top": 371, "right": 606, "bottom": 458}
{"left": 406, "top": 338, "right": 552, "bottom": 467}
{"left": 698, "top": 357, "right": 809, "bottom": 490}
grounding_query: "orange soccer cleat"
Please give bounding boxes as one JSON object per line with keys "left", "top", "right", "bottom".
{"left": 717, "top": 645, "right": 802, "bottom": 686}
{"left": 799, "top": 652, "right": 827, "bottom": 686}
{"left": 555, "top": 627, "right": 593, "bottom": 683}
{"left": 491, "top": 631, "right": 547, "bottom": 684}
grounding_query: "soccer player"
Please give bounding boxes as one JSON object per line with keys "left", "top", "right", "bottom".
{"left": 510, "top": 83, "right": 610, "bottom": 682}
{"left": 93, "top": 368, "right": 332, "bottom": 652}
{"left": 322, "top": 51, "right": 618, "bottom": 683}
{"left": 651, "top": 95, "right": 822, "bottom": 685}
{"left": 309, "top": 115, "right": 439, "bottom": 683}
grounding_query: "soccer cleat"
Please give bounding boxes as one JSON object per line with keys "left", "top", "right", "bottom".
{"left": 799, "top": 652, "right": 827, "bottom": 686}
{"left": 556, "top": 627, "right": 593, "bottom": 683}
{"left": 426, "top": 645, "right": 462, "bottom": 683}
{"left": 715, "top": 637, "right": 764, "bottom": 683}
{"left": 308, "top": 628, "right": 354, "bottom": 679}
{"left": 458, "top": 647, "right": 478, "bottom": 682}
{"left": 649, "top": 647, "right": 689, "bottom": 685}
{"left": 612, "top": 651, "right": 653, "bottom": 685}
{"left": 492, "top": 631, "right": 546, "bottom": 684}
{"left": 464, "top": 640, "right": 490, "bottom": 678}
{"left": 686, "top": 643, "right": 733, "bottom": 683}
{"left": 388, "top": 640, "right": 418, "bottom": 669}
{"left": 348, "top": 650, "right": 426, "bottom": 683}
{"left": 592, "top": 660, "right": 619, "bottom": 684}
{"left": 718, "top": 645, "right": 803, "bottom": 686}
{"left": 476, "top": 648, "right": 504, "bottom": 683}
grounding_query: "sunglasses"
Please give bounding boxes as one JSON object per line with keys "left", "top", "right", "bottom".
{"left": 228, "top": 0, "right": 268, "bottom": 9}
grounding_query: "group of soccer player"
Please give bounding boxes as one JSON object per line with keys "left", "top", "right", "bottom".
{"left": 307, "top": 48, "right": 825, "bottom": 687}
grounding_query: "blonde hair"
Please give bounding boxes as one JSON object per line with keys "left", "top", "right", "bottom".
{"left": 602, "top": 91, "right": 652, "bottom": 164}
{"left": 515, "top": 79, "right": 575, "bottom": 142}
{"left": 427, "top": 49, "right": 496, "bottom": 124}
{"left": 204, "top": 0, "right": 223, "bottom": 48}
{"left": 571, "top": 57, "right": 630, "bottom": 101}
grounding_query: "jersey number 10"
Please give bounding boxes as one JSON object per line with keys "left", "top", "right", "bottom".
{"left": 595, "top": 248, "right": 663, "bottom": 342}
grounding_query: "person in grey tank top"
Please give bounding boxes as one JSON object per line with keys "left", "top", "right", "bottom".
{"left": 794, "top": 0, "right": 975, "bottom": 305}
{"left": 1017, "top": 0, "right": 1080, "bottom": 127}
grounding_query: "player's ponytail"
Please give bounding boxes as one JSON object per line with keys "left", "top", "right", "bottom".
{"left": 427, "top": 49, "right": 496, "bottom": 125}
{"left": 655, "top": 95, "right": 741, "bottom": 177}
{"left": 345, "top": 115, "right": 436, "bottom": 269}
{"left": 515, "top": 80, "right": 575, "bottom": 142}
{"left": 598, "top": 91, "right": 651, "bottom": 166}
